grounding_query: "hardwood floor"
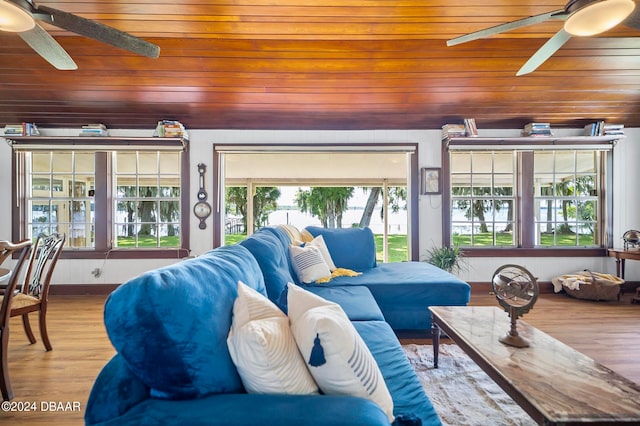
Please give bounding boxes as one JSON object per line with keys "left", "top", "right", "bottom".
{"left": 1, "top": 289, "right": 638, "bottom": 425}
{"left": 2, "top": 296, "right": 114, "bottom": 425}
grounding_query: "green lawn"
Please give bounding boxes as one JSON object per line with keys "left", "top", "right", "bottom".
{"left": 373, "top": 234, "right": 408, "bottom": 263}
{"left": 117, "top": 235, "right": 180, "bottom": 247}
{"left": 225, "top": 234, "right": 246, "bottom": 246}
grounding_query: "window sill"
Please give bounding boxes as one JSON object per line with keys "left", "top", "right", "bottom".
{"left": 460, "top": 247, "right": 607, "bottom": 257}
{"left": 60, "top": 249, "right": 191, "bottom": 260}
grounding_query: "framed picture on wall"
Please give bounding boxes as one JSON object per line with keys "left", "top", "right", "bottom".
{"left": 421, "top": 168, "right": 441, "bottom": 195}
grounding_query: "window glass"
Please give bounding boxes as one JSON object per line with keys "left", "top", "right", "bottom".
{"left": 26, "top": 152, "right": 95, "bottom": 248}
{"left": 220, "top": 148, "right": 412, "bottom": 262}
{"left": 113, "top": 152, "right": 181, "bottom": 248}
{"left": 450, "top": 151, "right": 516, "bottom": 247}
{"left": 534, "top": 150, "right": 600, "bottom": 247}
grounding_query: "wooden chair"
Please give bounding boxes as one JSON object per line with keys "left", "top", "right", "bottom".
{"left": 0, "top": 240, "right": 32, "bottom": 401}
{"left": 11, "top": 234, "right": 65, "bottom": 352}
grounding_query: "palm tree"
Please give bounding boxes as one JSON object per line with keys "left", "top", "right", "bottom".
{"left": 295, "top": 187, "right": 354, "bottom": 228}
{"left": 225, "top": 186, "right": 281, "bottom": 230}
{"left": 452, "top": 185, "right": 513, "bottom": 235}
{"left": 358, "top": 187, "right": 406, "bottom": 228}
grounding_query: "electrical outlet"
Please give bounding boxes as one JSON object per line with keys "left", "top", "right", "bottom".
{"left": 91, "top": 268, "right": 102, "bottom": 278}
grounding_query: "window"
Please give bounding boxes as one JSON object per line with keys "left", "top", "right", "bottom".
{"left": 214, "top": 145, "right": 418, "bottom": 262}
{"left": 445, "top": 142, "right": 611, "bottom": 253}
{"left": 533, "top": 151, "right": 601, "bottom": 247}
{"left": 13, "top": 140, "right": 189, "bottom": 259}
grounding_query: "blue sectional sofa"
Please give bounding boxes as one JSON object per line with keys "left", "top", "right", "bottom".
{"left": 85, "top": 226, "right": 471, "bottom": 426}
{"left": 240, "top": 226, "right": 470, "bottom": 331}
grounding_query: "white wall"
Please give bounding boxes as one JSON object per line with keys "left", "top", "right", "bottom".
{"left": 1, "top": 127, "right": 638, "bottom": 286}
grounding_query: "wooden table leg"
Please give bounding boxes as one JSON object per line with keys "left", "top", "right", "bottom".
{"left": 615, "top": 257, "right": 621, "bottom": 278}
{"left": 431, "top": 316, "right": 440, "bottom": 369}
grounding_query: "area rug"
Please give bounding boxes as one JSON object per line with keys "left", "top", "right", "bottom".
{"left": 402, "top": 344, "right": 536, "bottom": 426}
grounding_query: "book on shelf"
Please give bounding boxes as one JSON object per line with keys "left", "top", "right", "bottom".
{"left": 154, "top": 120, "right": 189, "bottom": 139}
{"left": 584, "top": 121, "right": 603, "bottom": 136}
{"left": 522, "top": 122, "right": 552, "bottom": 137}
{"left": 464, "top": 118, "right": 478, "bottom": 137}
{"left": 3, "top": 122, "right": 40, "bottom": 136}
{"left": 80, "top": 123, "right": 109, "bottom": 137}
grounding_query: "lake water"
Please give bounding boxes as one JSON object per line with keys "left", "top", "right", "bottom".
{"left": 235, "top": 186, "right": 408, "bottom": 234}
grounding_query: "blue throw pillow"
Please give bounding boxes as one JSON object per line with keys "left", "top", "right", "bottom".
{"left": 305, "top": 226, "right": 377, "bottom": 270}
{"left": 104, "top": 244, "right": 266, "bottom": 399}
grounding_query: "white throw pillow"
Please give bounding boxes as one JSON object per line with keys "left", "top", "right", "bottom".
{"left": 306, "top": 235, "right": 337, "bottom": 271}
{"left": 227, "top": 281, "right": 319, "bottom": 395}
{"left": 286, "top": 283, "right": 394, "bottom": 422}
{"left": 289, "top": 244, "right": 331, "bottom": 283}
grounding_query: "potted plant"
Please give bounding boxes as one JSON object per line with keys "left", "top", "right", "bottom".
{"left": 423, "top": 244, "right": 466, "bottom": 274}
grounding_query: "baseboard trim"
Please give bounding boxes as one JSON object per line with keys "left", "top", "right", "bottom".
{"left": 469, "top": 280, "right": 639, "bottom": 296}
{"left": 50, "top": 284, "right": 119, "bottom": 296}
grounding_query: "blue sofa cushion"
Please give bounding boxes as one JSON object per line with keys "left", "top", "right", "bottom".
{"left": 326, "top": 262, "right": 471, "bottom": 330}
{"left": 239, "top": 227, "right": 298, "bottom": 304}
{"left": 305, "top": 226, "right": 376, "bottom": 270}
{"left": 104, "top": 245, "right": 266, "bottom": 399}
{"left": 354, "top": 320, "right": 442, "bottom": 426}
{"left": 304, "top": 285, "right": 385, "bottom": 322}
{"left": 87, "top": 394, "right": 391, "bottom": 426}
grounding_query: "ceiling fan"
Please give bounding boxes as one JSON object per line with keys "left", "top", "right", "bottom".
{"left": 0, "top": 0, "right": 160, "bottom": 70}
{"left": 447, "top": 0, "right": 640, "bottom": 75}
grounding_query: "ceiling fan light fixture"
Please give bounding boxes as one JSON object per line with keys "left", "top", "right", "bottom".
{"left": 0, "top": 0, "right": 34, "bottom": 32}
{"left": 564, "top": 0, "right": 635, "bottom": 36}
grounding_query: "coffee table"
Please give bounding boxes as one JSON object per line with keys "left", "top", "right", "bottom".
{"left": 429, "top": 306, "right": 640, "bottom": 425}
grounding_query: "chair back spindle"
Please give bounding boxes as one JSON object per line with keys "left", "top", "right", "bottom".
{"left": 22, "top": 234, "right": 65, "bottom": 301}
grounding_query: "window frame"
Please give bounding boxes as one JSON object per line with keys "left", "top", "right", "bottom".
{"left": 10, "top": 138, "right": 191, "bottom": 260}
{"left": 443, "top": 138, "right": 615, "bottom": 257}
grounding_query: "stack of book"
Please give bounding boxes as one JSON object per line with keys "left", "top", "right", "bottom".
{"left": 3, "top": 122, "right": 40, "bottom": 136}
{"left": 441, "top": 123, "right": 467, "bottom": 140}
{"left": 603, "top": 123, "right": 624, "bottom": 136}
{"left": 522, "top": 122, "right": 552, "bottom": 137}
{"left": 80, "top": 124, "right": 109, "bottom": 137}
{"left": 154, "top": 120, "right": 188, "bottom": 139}
{"left": 583, "top": 121, "right": 625, "bottom": 136}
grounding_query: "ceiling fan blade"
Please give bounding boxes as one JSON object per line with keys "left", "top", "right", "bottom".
{"left": 447, "top": 10, "right": 567, "bottom": 46}
{"left": 35, "top": 5, "right": 160, "bottom": 58}
{"left": 18, "top": 23, "right": 77, "bottom": 70}
{"left": 622, "top": 6, "right": 640, "bottom": 29}
{"left": 516, "top": 29, "right": 571, "bottom": 76}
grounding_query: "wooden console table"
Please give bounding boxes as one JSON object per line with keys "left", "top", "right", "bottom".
{"left": 608, "top": 248, "right": 640, "bottom": 279}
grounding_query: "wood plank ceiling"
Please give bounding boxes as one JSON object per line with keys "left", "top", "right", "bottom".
{"left": 0, "top": 0, "right": 639, "bottom": 131}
